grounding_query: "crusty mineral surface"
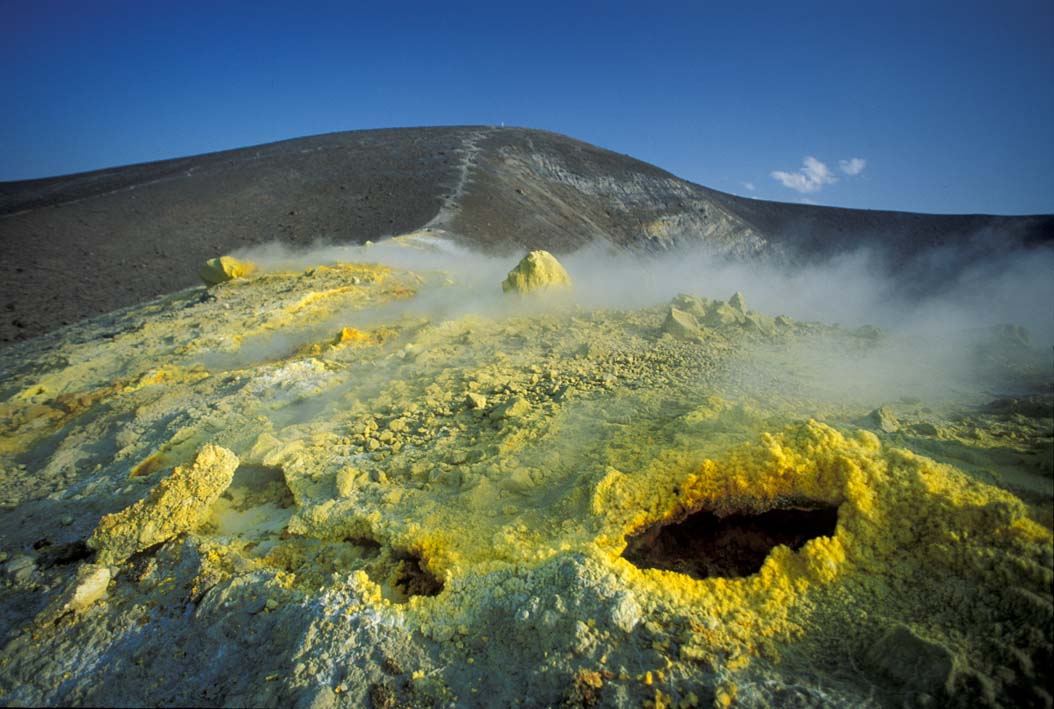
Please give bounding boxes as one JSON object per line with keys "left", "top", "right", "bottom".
{"left": 501, "top": 250, "right": 572, "bottom": 294}
{"left": 0, "top": 236, "right": 1050, "bottom": 708}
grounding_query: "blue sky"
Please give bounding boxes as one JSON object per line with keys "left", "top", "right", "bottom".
{"left": 2, "top": 0, "right": 1052, "bottom": 214}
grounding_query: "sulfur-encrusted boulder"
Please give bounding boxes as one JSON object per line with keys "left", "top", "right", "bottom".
{"left": 199, "top": 255, "right": 257, "bottom": 286}
{"left": 501, "top": 250, "right": 572, "bottom": 294}
{"left": 662, "top": 307, "right": 702, "bottom": 341}
{"left": 88, "top": 444, "right": 240, "bottom": 564}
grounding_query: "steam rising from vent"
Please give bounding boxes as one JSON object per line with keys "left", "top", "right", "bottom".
{"left": 232, "top": 231, "right": 1054, "bottom": 347}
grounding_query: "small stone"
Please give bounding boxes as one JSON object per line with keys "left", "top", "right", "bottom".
{"left": 60, "top": 515, "right": 74, "bottom": 526}
{"left": 465, "top": 392, "right": 487, "bottom": 410}
{"left": 495, "top": 396, "right": 531, "bottom": 419}
{"left": 5, "top": 555, "right": 37, "bottom": 584}
{"left": 610, "top": 591, "right": 642, "bottom": 633}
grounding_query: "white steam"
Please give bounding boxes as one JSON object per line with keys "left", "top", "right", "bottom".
{"left": 231, "top": 231, "right": 1054, "bottom": 348}
{"left": 226, "top": 231, "right": 1052, "bottom": 406}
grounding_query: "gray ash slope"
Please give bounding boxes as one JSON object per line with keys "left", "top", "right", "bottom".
{"left": 1, "top": 125, "right": 1051, "bottom": 343}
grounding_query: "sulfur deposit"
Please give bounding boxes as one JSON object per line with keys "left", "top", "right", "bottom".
{"left": 501, "top": 249, "right": 572, "bottom": 294}
{"left": 88, "top": 445, "right": 240, "bottom": 564}
{"left": 199, "top": 255, "right": 258, "bottom": 285}
{"left": 0, "top": 237, "right": 1050, "bottom": 707}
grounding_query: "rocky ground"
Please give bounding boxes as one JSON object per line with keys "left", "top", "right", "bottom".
{"left": 0, "top": 238, "right": 1051, "bottom": 707}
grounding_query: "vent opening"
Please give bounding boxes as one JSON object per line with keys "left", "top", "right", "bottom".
{"left": 622, "top": 505, "right": 839, "bottom": 579}
{"left": 390, "top": 552, "right": 443, "bottom": 600}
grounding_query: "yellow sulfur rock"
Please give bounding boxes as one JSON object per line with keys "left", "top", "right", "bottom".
{"left": 335, "top": 327, "right": 370, "bottom": 344}
{"left": 88, "top": 444, "right": 240, "bottom": 564}
{"left": 199, "top": 255, "right": 257, "bottom": 286}
{"left": 501, "top": 250, "right": 572, "bottom": 294}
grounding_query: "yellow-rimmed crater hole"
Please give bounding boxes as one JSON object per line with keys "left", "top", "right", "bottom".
{"left": 621, "top": 503, "right": 839, "bottom": 579}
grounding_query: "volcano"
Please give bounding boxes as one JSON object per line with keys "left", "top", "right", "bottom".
{"left": 2, "top": 126, "right": 1051, "bottom": 343}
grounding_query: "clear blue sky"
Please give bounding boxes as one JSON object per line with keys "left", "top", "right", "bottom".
{"left": 3, "top": 0, "right": 1052, "bottom": 214}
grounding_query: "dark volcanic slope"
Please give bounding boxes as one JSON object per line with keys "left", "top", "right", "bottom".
{"left": 1, "top": 126, "right": 1051, "bottom": 343}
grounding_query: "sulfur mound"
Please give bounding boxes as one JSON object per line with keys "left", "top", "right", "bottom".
{"left": 88, "top": 445, "right": 240, "bottom": 564}
{"left": 501, "top": 250, "right": 572, "bottom": 294}
{"left": 199, "top": 255, "right": 257, "bottom": 286}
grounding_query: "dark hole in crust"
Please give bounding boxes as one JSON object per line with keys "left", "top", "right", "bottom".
{"left": 392, "top": 552, "right": 443, "bottom": 599}
{"left": 621, "top": 505, "right": 839, "bottom": 579}
{"left": 35, "top": 539, "right": 96, "bottom": 568}
{"left": 345, "top": 536, "right": 382, "bottom": 553}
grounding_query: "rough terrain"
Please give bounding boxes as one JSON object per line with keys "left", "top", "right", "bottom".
{"left": 0, "top": 236, "right": 1050, "bottom": 707}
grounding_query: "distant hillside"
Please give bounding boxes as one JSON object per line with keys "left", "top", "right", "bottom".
{"left": 1, "top": 126, "right": 1051, "bottom": 342}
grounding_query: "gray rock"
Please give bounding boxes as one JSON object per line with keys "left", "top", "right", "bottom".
{"left": 864, "top": 625, "right": 959, "bottom": 695}
{"left": 610, "top": 591, "right": 642, "bottom": 633}
{"left": 5, "top": 555, "right": 37, "bottom": 584}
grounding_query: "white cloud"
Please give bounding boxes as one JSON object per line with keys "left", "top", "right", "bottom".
{"left": 770, "top": 156, "right": 838, "bottom": 193}
{"left": 741, "top": 181, "right": 756, "bottom": 192}
{"left": 839, "top": 157, "right": 867, "bottom": 175}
